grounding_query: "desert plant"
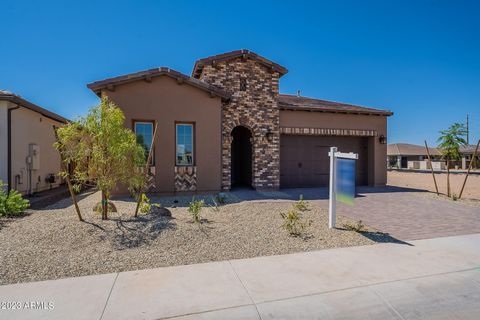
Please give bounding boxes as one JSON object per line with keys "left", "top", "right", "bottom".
{"left": 188, "top": 197, "right": 204, "bottom": 223}
{"left": 294, "top": 194, "right": 308, "bottom": 211}
{"left": 280, "top": 208, "right": 310, "bottom": 236}
{"left": 0, "top": 181, "right": 30, "bottom": 217}
{"left": 342, "top": 220, "right": 366, "bottom": 232}
{"left": 139, "top": 193, "right": 151, "bottom": 214}
{"left": 54, "top": 97, "right": 146, "bottom": 220}
{"left": 437, "top": 123, "right": 467, "bottom": 197}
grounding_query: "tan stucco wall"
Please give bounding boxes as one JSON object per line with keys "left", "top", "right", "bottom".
{"left": 280, "top": 110, "right": 389, "bottom": 186}
{"left": 10, "top": 106, "right": 63, "bottom": 193}
{"left": 0, "top": 101, "right": 9, "bottom": 185}
{"left": 102, "top": 75, "right": 222, "bottom": 194}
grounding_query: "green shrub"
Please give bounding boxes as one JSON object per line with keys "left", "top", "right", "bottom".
{"left": 280, "top": 208, "right": 310, "bottom": 236}
{"left": 0, "top": 181, "right": 30, "bottom": 217}
{"left": 139, "top": 193, "right": 151, "bottom": 214}
{"left": 188, "top": 197, "right": 204, "bottom": 223}
{"left": 294, "top": 194, "right": 308, "bottom": 211}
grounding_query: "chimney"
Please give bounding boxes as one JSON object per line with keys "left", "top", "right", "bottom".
{"left": 297, "top": 90, "right": 301, "bottom": 97}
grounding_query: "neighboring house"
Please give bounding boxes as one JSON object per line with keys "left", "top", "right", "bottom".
{"left": 87, "top": 49, "right": 393, "bottom": 194}
{"left": 0, "top": 90, "right": 68, "bottom": 194}
{"left": 388, "top": 143, "right": 478, "bottom": 170}
{"left": 387, "top": 143, "right": 443, "bottom": 170}
{"left": 458, "top": 145, "right": 479, "bottom": 169}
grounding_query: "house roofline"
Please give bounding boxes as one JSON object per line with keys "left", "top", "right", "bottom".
{"left": 0, "top": 92, "right": 68, "bottom": 123}
{"left": 87, "top": 67, "right": 231, "bottom": 100}
{"left": 192, "top": 49, "right": 288, "bottom": 79}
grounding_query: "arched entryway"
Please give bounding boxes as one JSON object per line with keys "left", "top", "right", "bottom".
{"left": 231, "top": 126, "right": 253, "bottom": 188}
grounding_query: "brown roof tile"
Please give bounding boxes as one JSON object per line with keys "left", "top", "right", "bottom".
{"left": 192, "top": 49, "right": 288, "bottom": 78}
{"left": 278, "top": 94, "right": 393, "bottom": 116}
{"left": 87, "top": 67, "right": 230, "bottom": 99}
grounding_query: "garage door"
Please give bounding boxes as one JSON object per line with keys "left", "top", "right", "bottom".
{"left": 280, "top": 135, "right": 369, "bottom": 188}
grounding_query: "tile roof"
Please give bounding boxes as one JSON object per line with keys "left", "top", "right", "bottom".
{"left": 387, "top": 143, "right": 441, "bottom": 156}
{"left": 0, "top": 90, "right": 68, "bottom": 123}
{"left": 278, "top": 94, "right": 393, "bottom": 116}
{"left": 192, "top": 49, "right": 288, "bottom": 79}
{"left": 87, "top": 67, "right": 230, "bottom": 99}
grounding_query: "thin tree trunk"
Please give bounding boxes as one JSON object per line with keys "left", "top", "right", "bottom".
{"left": 446, "top": 159, "right": 451, "bottom": 197}
{"left": 101, "top": 191, "right": 107, "bottom": 220}
{"left": 458, "top": 139, "right": 480, "bottom": 199}
{"left": 424, "top": 141, "right": 439, "bottom": 195}
{"left": 53, "top": 127, "right": 83, "bottom": 221}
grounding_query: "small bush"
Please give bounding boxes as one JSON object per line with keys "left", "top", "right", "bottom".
{"left": 0, "top": 181, "right": 30, "bottom": 217}
{"left": 139, "top": 193, "right": 151, "bottom": 214}
{"left": 294, "top": 194, "right": 308, "bottom": 211}
{"left": 342, "top": 220, "right": 366, "bottom": 232}
{"left": 451, "top": 193, "right": 458, "bottom": 201}
{"left": 188, "top": 197, "right": 205, "bottom": 223}
{"left": 280, "top": 208, "right": 311, "bottom": 236}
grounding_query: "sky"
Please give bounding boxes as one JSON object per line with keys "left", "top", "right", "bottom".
{"left": 1, "top": 0, "right": 479, "bottom": 146}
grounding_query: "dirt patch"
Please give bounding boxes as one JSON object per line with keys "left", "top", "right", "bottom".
{"left": 388, "top": 170, "right": 480, "bottom": 200}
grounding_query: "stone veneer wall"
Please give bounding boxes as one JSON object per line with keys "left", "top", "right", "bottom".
{"left": 199, "top": 58, "right": 280, "bottom": 190}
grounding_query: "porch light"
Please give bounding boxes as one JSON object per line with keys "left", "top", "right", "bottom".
{"left": 266, "top": 129, "right": 274, "bottom": 142}
{"left": 379, "top": 135, "right": 387, "bottom": 144}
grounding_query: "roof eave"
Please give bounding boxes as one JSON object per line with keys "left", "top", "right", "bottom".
{"left": 0, "top": 95, "right": 69, "bottom": 123}
{"left": 279, "top": 105, "right": 393, "bottom": 116}
{"left": 87, "top": 68, "right": 231, "bottom": 100}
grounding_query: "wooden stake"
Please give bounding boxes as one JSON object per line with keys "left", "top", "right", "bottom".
{"left": 54, "top": 127, "right": 83, "bottom": 221}
{"left": 424, "top": 141, "right": 439, "bottom": 195}
{"left": 458, "top": 139, "right": 480, "bottom": 199}
{"left": 134, "top": 123, "right": 158, "bottom": 217}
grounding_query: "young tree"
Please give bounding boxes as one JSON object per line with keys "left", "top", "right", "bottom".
{"left": 55, "top": 97, "right": 145, "bottom": 219}
{"left": 437, "top": 123, "right": 467, "bottom": 198}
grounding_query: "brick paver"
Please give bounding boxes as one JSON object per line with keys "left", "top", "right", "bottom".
{"left": 337, "top": 187, "right": 480, "bottom": 241}
{"left": 231, "top": 186, "right": 480, "bottom": 241}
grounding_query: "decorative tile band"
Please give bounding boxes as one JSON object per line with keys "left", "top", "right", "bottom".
{"left": 174, "top": 166, "right": 197, "bottom": 192}
{"left": 280, "top": 127, "right": 378, "bottom": 137}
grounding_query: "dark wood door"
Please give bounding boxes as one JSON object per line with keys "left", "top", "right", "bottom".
{"left": 280, "top": 135, "right": 369, "bottom": 188}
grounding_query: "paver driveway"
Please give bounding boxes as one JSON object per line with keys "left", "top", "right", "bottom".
{"left": 230, "top": 186, "right": 480, "bottom": 241}
{"left": 338, "top": 187, "right": 480, "bottom": 240}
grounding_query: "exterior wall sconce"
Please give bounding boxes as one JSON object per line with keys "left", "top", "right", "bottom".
{"left": 379, "top": 135, "right": 387, "bottom": 144}
{"left": 266, "top": 129, "right": 274, "bottom": 142}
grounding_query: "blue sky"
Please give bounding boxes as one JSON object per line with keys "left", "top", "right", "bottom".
{"left": 1, "top": 0, "right": 479, "bottom": 146}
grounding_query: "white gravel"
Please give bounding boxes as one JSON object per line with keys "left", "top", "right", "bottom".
{"left": 0, "top": 191, "right": 384, "bottom": 285}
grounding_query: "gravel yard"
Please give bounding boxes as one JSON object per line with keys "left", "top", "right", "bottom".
{"left": 0, "top": 191, "right": 389, "bottom": 285}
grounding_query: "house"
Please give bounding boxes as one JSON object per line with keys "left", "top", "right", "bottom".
{"left": 387, "top": 143, "right": 444, "bottom": 170}
{"left": 87, "top": 49, "right": 393, "bottom": 194}
{"left": 388, "top": 143, "right": 478, "bottom": 170}
{"left": 459, "top": 145, "right": 479, "bottom": 170}
{"left": 0, "top": 90, "right": 67, "bottom": 194}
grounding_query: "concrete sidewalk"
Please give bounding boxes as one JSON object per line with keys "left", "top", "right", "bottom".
{"left": 1, "top": 234, "right": 480, "bottom": 320}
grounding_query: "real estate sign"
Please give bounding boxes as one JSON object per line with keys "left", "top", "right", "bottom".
{"left": 336, "top": 158, "right": 356, "bottom": 205}
{"left": 328, "top": 147, "right": 358, "bottom": 228}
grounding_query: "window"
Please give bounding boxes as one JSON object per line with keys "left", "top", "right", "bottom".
{"left": 134, "top": 121, "right": 154, "bottom": 164}
{"left": 176, "top": 123, "right": 194, "bottom": 165}
{"left": 240, "top": 78, "right": 247, "bottom": 91}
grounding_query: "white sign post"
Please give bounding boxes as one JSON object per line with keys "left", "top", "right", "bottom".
{"left": 328, "top": 147, "right": 337, "bottom": 228}
{"left": 328, "top": 147, "right": 358, "bottom": 229}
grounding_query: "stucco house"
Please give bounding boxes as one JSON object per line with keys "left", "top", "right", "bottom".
{"left": 87, "top": 49, "right": 393, "bottom": 194}
{"left": 0, "top": 90, "right": 67, "bottom": 194}
{"left": 387, "top": 143, "right": 444, "bottom": 170}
